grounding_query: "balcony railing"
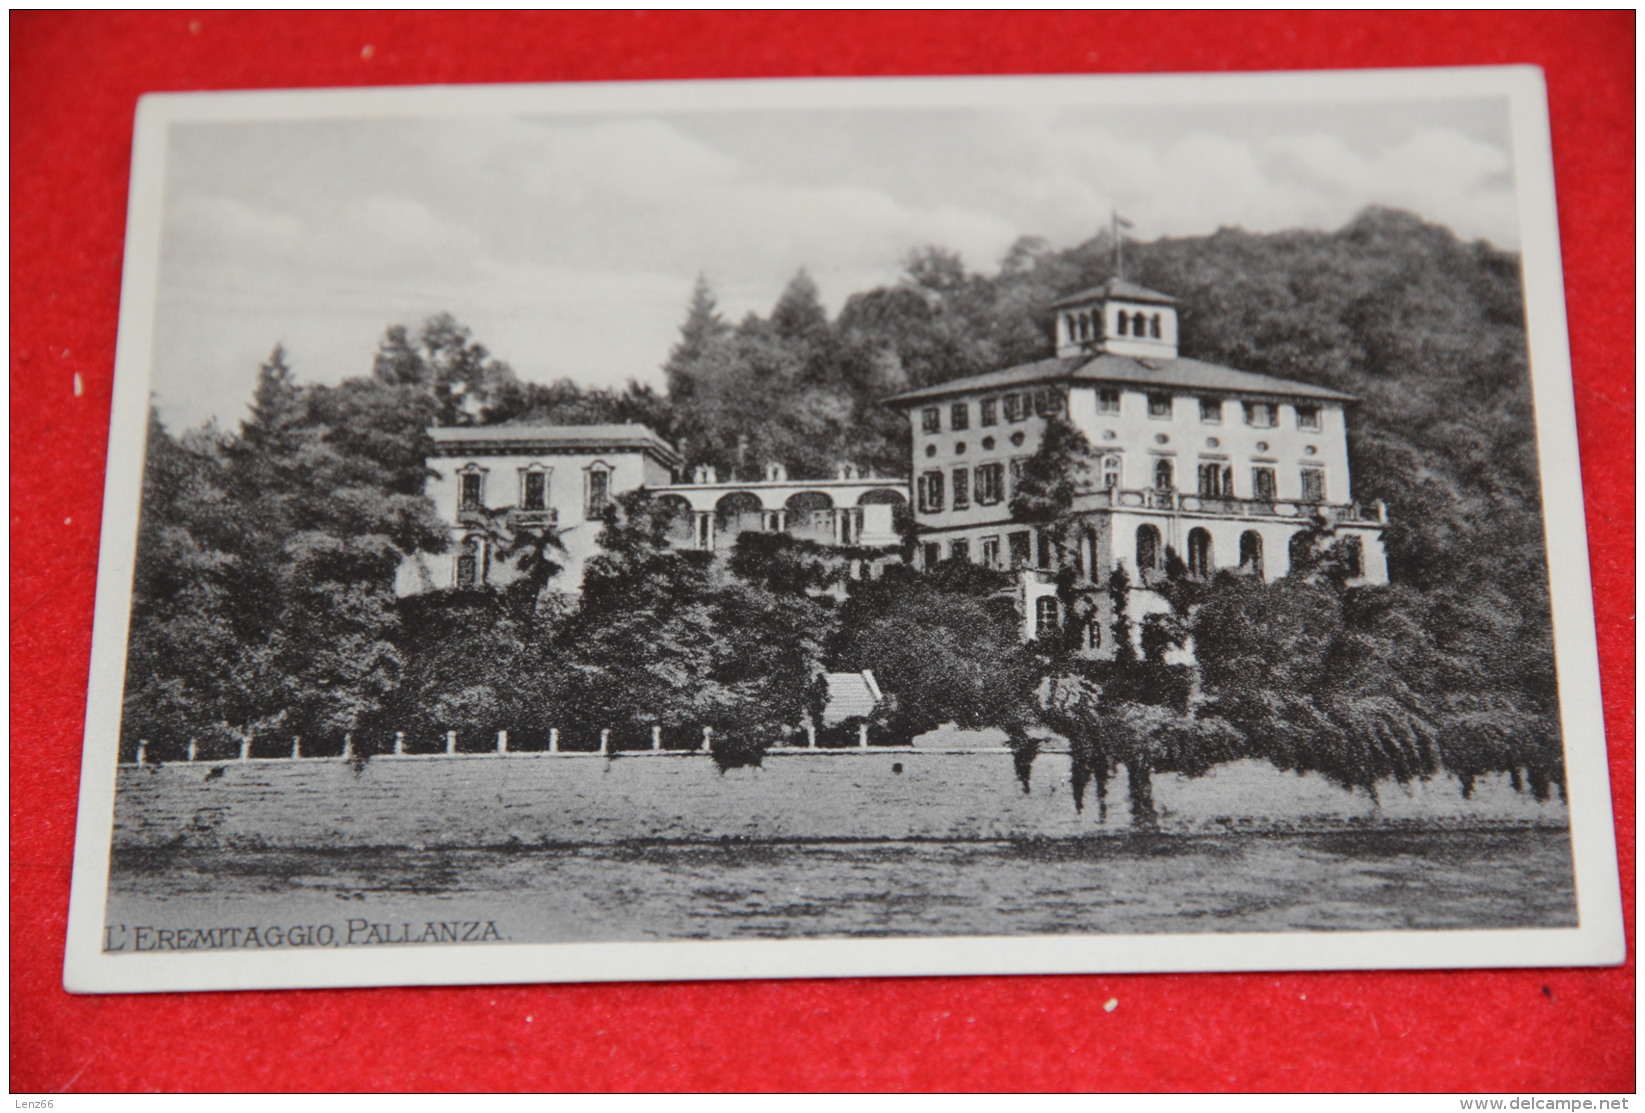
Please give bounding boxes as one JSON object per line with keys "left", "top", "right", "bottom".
{"left": 457, "top": 507, "right": 560, "bottom": 530}
{"left": 509, "top": 508, "right": 559, "bottom": 529}
{"left": 1075, "top": 488, "right": 1386, "bottom": 525}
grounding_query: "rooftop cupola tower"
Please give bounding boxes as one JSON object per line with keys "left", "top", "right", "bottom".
{"left": 1051, "top": 278, "right": 1179, "bottom": 361}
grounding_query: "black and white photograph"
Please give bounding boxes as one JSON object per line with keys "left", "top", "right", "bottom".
{"left": 64, "top": 68, "right": 1622, "bottom": 992}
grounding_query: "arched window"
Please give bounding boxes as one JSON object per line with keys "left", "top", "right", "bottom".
{"left": 519, "top": 464, "right": 549, "bottom": 511}
{"left": 456, "top": 535, "right": 483, "bottom": 588}
{"left": 1117, "top": 309, "right": 1130, "bottom": 336}
{"left": 1066, "top": 314, "right": 1079, "bottom": 343}
{"left": 1289, "top": 531, "right": 1313, "bottom": 576}
{"left": 1239, "top": 530, "right": 1264, "bottom": 578}
{"left": 1187, "top": 528, "right": 1213, "bottom": 577}
{"left": 1101, "top": 454, "right": 1122, "bottom": 489}
{"left": 1035, "top": 595, "right": 1060, "bottom": 638}
{"left": 1136, "top": 524, "right": 1161, "bottom": 572}
{"left": 457, "top": 465, "right": 486, "bottom": 512}
{"left": 1082, "top": 529, "right": 1099, "bottom": 581}
{"left": 1153, "top": 458, "right": 1174, "bottom": 491}
{"left": 1341, "top": 536, "right": 1364, "bottom": 578}
{"left": 1150, "top": 313, "right": 1162, "bottom": 338}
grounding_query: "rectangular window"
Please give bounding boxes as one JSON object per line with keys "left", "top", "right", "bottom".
{"left": 950, "top": 402, "right": 970, "bottom": 431}
{"left": 980, "top": 536, "right": 1000, "bottom": 568}
{"left": 1008, "top": 531, "right": 1033, "bottom": 569}
{"left": 1199, "top": 397, "right": 1222, "bottom": 423}
{"left": 974, "top": 462, "right": 1005, "bottom": 506}
{"left": 1096, "top": 388, "right": 1121, "bottom": 414}
{"left": 1003, "top": 393, "right": 1023, "bottom": 422}
{"left": 921, "top": 406, "right": 941, "bottom": 434}
{"left": 1147, "top": 394, "right": 1173, "bottom": 419}
{"left": 1034, "top": 388, "right": 1061, "bottom": 417}
{"left": 459, "top": 472, "right": 483, "bottom": 511}
{"left": 522, "top": 470, "right": 547, "bottom": 510}
{"left": 1300, "top": 466, "right": 1325, "bottom": 502}
{"left": 952, "top": 467, "right": 970, "bottom": 510}
{"left": 1100, "top": 453, "right": 1121, "bottom": 489}
{"left": 585, "top": 469, "right": 611, "bottom": 519}
{"left": 1252, "top": 466, "right": 1277, "bottom": 501}
{"left": 1197, "top": 461, "right": 1230, "bottom": 498}
{"left": 1296, "top": 405, "right": 1321, "bottom": 430}
{"left": 950, "top": 539, "right": 970, "bottom": 563}
{"left": 980, "top": 397, "right": 999, "bottom": 426}
{"left": 922, "top": 541, "right": 941, "bottom": 569}
{"left": 918, "top": 470, "right": 945, "bottom": 513}
{"left": 1035, "top": 596, "right": 1059, "bottom": 637}
{"left": 1245, "top": 401, "right": 1277, "bottom": 428}
{"left": 1010, "top": 457, "right": 1027, "bottom": 494}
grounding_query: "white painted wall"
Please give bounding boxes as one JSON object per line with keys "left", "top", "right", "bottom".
{"left": 412, "top": 447, "right": 672, "bottom": 594}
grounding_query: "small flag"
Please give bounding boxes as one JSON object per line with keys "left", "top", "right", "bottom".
{"left": 1113, "top": 212, "right": 1135, "bottom": 231}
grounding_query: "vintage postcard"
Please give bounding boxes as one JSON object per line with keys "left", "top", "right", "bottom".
{"left": 65, "top": 67, "right": 1622, "bottom": 992}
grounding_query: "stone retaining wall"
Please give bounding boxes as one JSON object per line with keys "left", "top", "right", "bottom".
{"left": 111, "top": 748, "right": 1568, "bottom": 850}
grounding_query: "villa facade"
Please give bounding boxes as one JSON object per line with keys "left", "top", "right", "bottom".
{"left": 885, "top": 278, "right": 1388, "bottom": 654}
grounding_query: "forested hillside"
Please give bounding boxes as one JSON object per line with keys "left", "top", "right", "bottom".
{"left": 125, "top": 206, "right": 1563, "bottom": 803}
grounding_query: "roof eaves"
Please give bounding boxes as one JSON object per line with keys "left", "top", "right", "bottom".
{"left": 881, "top": 358, "right": 1080, "bottom": 405}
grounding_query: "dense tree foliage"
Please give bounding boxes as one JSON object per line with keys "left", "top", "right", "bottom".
{"left": 557, "top": 491, "right": 829, "bottom": 767}
{"left": 829, "top": 562, "right": 1043, "bottom": 756}
{"left": 125, "top": 346, "right": 449, "bottom": 757}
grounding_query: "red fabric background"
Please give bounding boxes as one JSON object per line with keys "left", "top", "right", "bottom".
{"left": 9, "top": 11, "right": 1634, "bottom": 1094}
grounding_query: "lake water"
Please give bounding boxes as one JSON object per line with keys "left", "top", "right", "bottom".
{"left": 104, "top": 827, "right": 1576, "bottom": 949}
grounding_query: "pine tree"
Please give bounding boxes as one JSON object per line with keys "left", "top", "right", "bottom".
{"left": 770, "top": 268, "right": 829, "bottom": 346}
{"left": 662, "top": 274, "right": 730, "bottom": 403}
{"left": 231, "top": 344, "right": 306, "bottom": 494}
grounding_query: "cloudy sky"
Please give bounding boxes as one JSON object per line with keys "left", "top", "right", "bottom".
{"left": 151, "top": 89, "right": 1517, "bottom": 430}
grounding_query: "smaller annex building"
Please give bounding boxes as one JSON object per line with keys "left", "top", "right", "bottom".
{"left": 400, "top": 425, "right": 910, "bottom": 597}
{"left": 398, "top": 424, "right": 682, "bottom": 596}
{"left": 885, "top": 277, "right": 1389, "bottom": 656}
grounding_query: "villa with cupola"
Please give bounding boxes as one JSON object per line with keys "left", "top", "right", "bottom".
{"left": 884, "top": 277, "right": 1388, "bottom": 655}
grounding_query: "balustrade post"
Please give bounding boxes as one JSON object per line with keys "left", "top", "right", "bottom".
{"left": 293, "top": 736, "right": 301, "bottom": 759}
{"left": 497, "top": 729, "right": 508, "bottom": 754}
{"left": 702, "top": 726, "right": 713, "bottom": 752}
{"left": 445, "top": 730, "right": 457, "bottom": 755}
{"left": 548, "top": 728, "right": 558, "bottom": 754}
{"left": 599, "top": 728, "right": 610, "bottom": 755}
{"left": 187, "top": 738, "right": 198, "bottom": 761}
{"left": 239, "top": 736, "right": 251, "bottom": 761}
{"left": 342, "top": 733, "right": 353, "bottom": 760}
{"left": 136, "top": 740, "right": 147, "bottom": 766}
{"left": 857, "top": 723, "right": 869, "bottom": 749}
{"left": 806, "top": 723, "right": 817, "bottom": 749}
{"left": 651, "top": 725, "right": 662, "bottom": 751}
{"left": 393, "top": 731, "right": 405, "bottom": 756}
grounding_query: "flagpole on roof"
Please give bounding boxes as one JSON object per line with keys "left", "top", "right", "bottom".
{"left": 1112, "top": 210, "right": 1135, "bottom": 279}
